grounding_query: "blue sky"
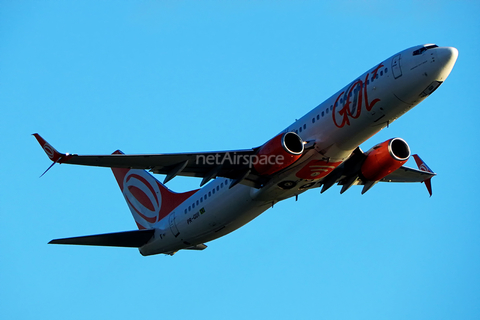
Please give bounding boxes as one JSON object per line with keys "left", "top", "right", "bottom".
{"left": 1, "top": 1, "right": 479, "bottom": 319}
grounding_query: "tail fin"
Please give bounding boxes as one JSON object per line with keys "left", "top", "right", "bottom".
{"left": 111, "top": 151, "right": 199, "bottom": 229}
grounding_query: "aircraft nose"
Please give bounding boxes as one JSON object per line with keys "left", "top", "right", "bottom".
{"left": 435, "top": 47, "right": 458, "bottom": 81}
{"left": 438, "top": 47, "right": 458, "bottom": 64}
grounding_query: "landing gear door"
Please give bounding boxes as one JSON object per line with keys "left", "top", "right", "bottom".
{"left": 169, "top": 212, "right": 180, "bottom": 238}
{"left": 392, "top": 54, "right": 402, "bottom": 79}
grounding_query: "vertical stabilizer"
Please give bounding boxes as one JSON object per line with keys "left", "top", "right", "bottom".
{"left": 111, "top": 151, "right": 199, "bottom": 229}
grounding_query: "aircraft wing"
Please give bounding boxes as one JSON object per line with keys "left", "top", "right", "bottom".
{"left": 33, "top": 134, "right": 266, "bottom": 187}
{"left": 335, "top": 165, "right": 435, "bottom": 185}
{"left": 324, "top": 148, "right": 435, "bottom": 196}
{"left": 380, "top": 165, "right": 435, "bottom": 183}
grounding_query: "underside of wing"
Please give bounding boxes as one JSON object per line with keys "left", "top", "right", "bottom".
{"left": 63, "top": 149, "right": 265, "bottom": 187}
{"left": 33, "top": 132, "right": 267, "bottom": 187}
{"left": 33, "top": 133, "right": 313, "bottom": 188}
{"left": 65, "top": 149, "right": 262, "bottom": 186}
{"left": 336, "top": 165, "right": 436, "bottom": 186}
{"left": 380, "top": 166, "right": 436, "bottom": 183}
{"left": 61, "top": 149, "right": 255, "bottom": 172}
{"left": 321, "top": 146, "right": 436, "bottom": 195}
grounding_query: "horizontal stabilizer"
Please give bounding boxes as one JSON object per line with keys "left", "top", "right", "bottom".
{"left": 49, "top": 229, "right": 155, "bottom": 248}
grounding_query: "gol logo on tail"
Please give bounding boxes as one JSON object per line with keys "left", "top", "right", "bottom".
{"left": 123, "top": 170, "right": 162, "bottom": 226}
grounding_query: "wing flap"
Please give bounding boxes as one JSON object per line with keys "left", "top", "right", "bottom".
{"left": 49, "top": 229, "right": 155, "bottom": 248}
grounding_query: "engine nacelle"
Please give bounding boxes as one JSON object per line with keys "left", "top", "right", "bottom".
{"left": 361, "top": 138, "right": 410, "bottom": 181}
{"left": 253, "top": 132, "right": 304, "bottom": 176}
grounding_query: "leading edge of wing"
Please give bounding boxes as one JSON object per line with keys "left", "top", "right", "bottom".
{"left": 59, "top": 150, "right": 258, "bottom": 170}
{"left": 33, "top": 133, "right": 257, "bottom": 169}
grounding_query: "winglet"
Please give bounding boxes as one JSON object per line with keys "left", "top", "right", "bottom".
{"left": 412, "top": 154, "right": 434, "bottom": 197}
{"left": 33, "top": 133, "right": 71, "bottom": 163}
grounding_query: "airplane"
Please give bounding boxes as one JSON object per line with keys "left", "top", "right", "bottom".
{"left": 34, "top": 44, "right": 458, "bottom": 256}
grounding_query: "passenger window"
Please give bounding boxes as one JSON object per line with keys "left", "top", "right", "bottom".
{"left": 188, "top": 206, "right": 191, "bottom": 211}
{"left": 380, "top": 71, "right": 383, "bottom": 76}
{"left": 312, "top": 118, "right": 315, "bottom": 123}
{"left": 192, "top": 203, "right": 195, "bottom": 209}
{"left": 208, "top": 191, "right": 211, "bottom": 197}
{"left": 326, "top": 108, "right": 329, "bottom": 114}
{"left": 330, "top": 105, "right": 333, "bottom": 111}
{"left": 303, "top": 124, "right": 306, "bottom": 129}
{"left": 204, "top": 195, "right": 207, "bottom": 200}
{"left": 322, "top": 111, "right": 324, "bottom": 117}
{"left": 299, "top": 127, "right": 302, "bottom": 132}
{"left": 316, "top": 115, "right": 319, "bottom": 120}
{"left": 385, "top": 68, "right": 388, "bottom": 73}
{"left": 196, "top": 200, "right": 199, "bottom": 205}
{"left": 212, "top": 188, "right": 215, "bottom": 194}
{"left": 216, "top": 186, "right": 219, "bottom": 191}
{"left": 200, "top": 197, "right": 203, "bottom": 203}
{"left": 184, "top": 209, "right": 187, "bottom": 214}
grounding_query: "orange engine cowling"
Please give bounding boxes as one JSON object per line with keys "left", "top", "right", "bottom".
{"left": 361, "top": 138, "right": 410, "bottom": 181}
{"left": 253, "top": 132, "right": 304, "bottom": 176}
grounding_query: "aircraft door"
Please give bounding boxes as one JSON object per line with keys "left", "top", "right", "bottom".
{"left": 392, "top": 54, "right": 402, "bottom": 79}
{"left": 169, "top": 212, "right": 180, "bottom": 237}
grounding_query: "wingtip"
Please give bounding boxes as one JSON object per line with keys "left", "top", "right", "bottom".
{"left": 413, "top": 154, "right": 434, "bottom": 196}
{"left": 412, "top": 154, "right": 434, "bottom": 173}
{"left": 424, "top": 177, "right": 433, "bottom": 197}
{"left": 33, "top": 134, "right": 70, "bottom": 163}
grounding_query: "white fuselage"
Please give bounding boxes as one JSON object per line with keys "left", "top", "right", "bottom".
{"left": 140, "top": 45, "right": 458, "bottom": 255}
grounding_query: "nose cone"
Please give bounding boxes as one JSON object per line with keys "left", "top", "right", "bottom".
{"left": 435, "top": 46, "right": 458, "bottom": 81}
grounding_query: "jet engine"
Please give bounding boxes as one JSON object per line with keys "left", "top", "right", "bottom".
{"left": 361, "top": 138, "right": 410, "bottom": 181}
{"left": 253, "top": 132, "right": 304, "bottom": 175}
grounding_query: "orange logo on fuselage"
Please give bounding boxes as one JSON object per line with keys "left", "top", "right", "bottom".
{"left": 295, "top": 160, "right": 342, "bottom": 180}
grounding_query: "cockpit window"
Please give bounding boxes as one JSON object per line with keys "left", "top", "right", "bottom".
{"left": 413, "top": 44, "right": 438, "bottom": 56}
